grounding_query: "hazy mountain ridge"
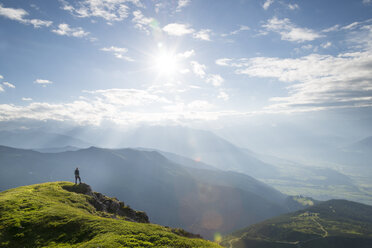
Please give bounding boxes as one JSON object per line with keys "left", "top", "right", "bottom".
{"left": 75, "top": 126, "right": 279, "bottom": 178}
{"left": 137, "top": 147, "right": 218, "bottom": 171}
{"left": 0, "top": 182, "right": 220, "bottom": 247}
{"left": 1, "top": 126, "right": 370, "bottom": 205}
{"left": 221, "top": 199, "right": 372, "bottom": 248}
{"left": 33, "top": 146, "right": 82, "bottom": 153}
{"left": 240, "top": 147, "right": 372, "bottom": 206}
{"left": 0, "top": 130, "right": 90, "bottom": 149}
{"left": 347, "top": 136, "right": 372, "bottom": 153}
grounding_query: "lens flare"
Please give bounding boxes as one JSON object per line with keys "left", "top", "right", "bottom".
{"left": 214, "top": 232, "right": 222, "bottom": 243}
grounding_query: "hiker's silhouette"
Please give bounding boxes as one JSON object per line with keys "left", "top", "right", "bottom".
{"left": 74, "top": 167, "right": 81, "bottom": 184}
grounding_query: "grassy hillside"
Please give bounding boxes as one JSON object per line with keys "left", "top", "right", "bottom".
{"left": 0, "top": 182, "right": 221, "bottom": 248}
{"left": 221, "top": 199, "right": 372, "bottom": 248}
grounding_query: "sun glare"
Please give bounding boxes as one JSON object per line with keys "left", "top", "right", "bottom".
{"left": 153, "top": 50, "right": 179, "bottom": 76}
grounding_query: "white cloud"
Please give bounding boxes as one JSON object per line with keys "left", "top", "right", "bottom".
{"left": 206, "top": 74, "right": 224, "bottom": 87}
{"left": 87, "top": 88, "right": 171, "bottom": 106}
{"left": 177, "top": 49, "right": 195, "bottom": 58}
{"left": 263, "top": 0, "right": 274, "bottom": 10}
{"left": 154, "top": 3, "right": 163, "bottom": 13}
{"left": 34, "top": 79, "right": 53, "bottom": 86}
{"left": 342, "top": 22, "right": 359, "bottom": 30}
{"left": 101, "top": 46, "right": 134, "bottom": 61}
{"left": 301, "top": 44, "right": 313, "bottom": 50}
{"left": 101, "top": 46, "right": 128, "bottom": 54}
{"left": 190, "top": 61, "right": 224, "bottom": 87}
{"left": 219, "top": 23, "right": 372, "bottom": 112}
{"left": 193, "top": 29, "right": 212, "bottom": 41}
{"left": 162, "top": 23, "right": 213, "bottom": 41}
{"left": 0, "top": 88, "right": 238, "bottom": 126}
{"left": 60, "top": 0, "right": 141, "bottom": 22}
{"left": 0, "top": 75, "right": 3, "bottom": 80}
{"left": 215, "top": 58, "right": 233, "bottom": 66}
{"left": 288, "top": 3, "right": 299, "bottom": 10}
{"left": 176, "top": 0, "right": 191, "bottom": 12}
{"left": 0, "top": 85, "right": 3, "bottom": 92}
{"left": 321, "top": 21, "right": 369, "bottom": 33}
{"left": 30, "top": 4, "right": 40, "bottom": 11}
{"left": 363, "top": 0, "right": 371, "bottom": 5}
{"left": 263, "top": 17, "right": 322, "bottom": 42}
{"left": 0, "top": 4, "right": 27, "bottom": 21}
{"left": 0, "top": 101, "right": 104, "bottom": 125}
{"left": 0, "top": 87, "right": 247, "bottom": 127}
{"left": 163, "top": 23, "right": 195, "bottom": 36}
{"left": 28, "top": 19, "right": 53, "bottom": 28}
{"left": 52, "top": 23, "right": 89, "bottom": 38}
{"left": 346, "top": 22, "right": 372, "bottom": 50}
{"left": 222, "top": 25, "right": 250, "bottom": 37}
{"left": 190, "top": 61, "right": 206, "bottom": 78}
{"left": 163, "top": 100, "right": 215, "bottom": 112}
{"left": 188, "top": 100, "right": 213, "bottom": 111}
{"left": 321, "top": 42, "right": 332, "bottom": 48}
{"left": 0, "top": 4, "right": 52, "bottom": 28}
{"left": 132, "top": 10, "right": 156, "bottom": 34}
{"left": 22, "top": 97, "right": 32, "bottom": 101}
{"left": 218, "top": 91, "right": 229, "bottom": 101}
{"left": 217, "top": 49, "right": 372, "bottom": 111}
{"left": 3, "top": 82, "right": 15, "bottom": 88}
{"left": 322, "top": 24, "right": 340, "bottom": 33}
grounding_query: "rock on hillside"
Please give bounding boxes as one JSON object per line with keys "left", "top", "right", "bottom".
{"left": 62, "top": 183, "right": 149, "bottom": 223}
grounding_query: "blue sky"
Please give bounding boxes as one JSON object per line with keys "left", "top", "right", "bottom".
{"left": 0, "top": 0, "right": 371, "bottom": 137}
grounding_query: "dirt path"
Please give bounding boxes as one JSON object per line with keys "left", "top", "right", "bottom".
{"left": 296, "top": 217, "right": 328, "bottom": 247}
{"left": 311, "top": 217, "right": 328, "bottom": 237}
{"left": 227, "top": 237, "right": 240, "bottom": 248}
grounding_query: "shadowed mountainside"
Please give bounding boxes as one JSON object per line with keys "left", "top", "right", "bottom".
{"left": 221, "top": 199, "right": 372, "bottom": 248}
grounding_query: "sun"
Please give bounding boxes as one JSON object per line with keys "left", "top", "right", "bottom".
{"left": 153, "top": 49, "right": 179, "bottom": 76}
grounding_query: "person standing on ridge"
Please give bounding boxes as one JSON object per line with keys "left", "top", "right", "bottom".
{"left": 74, "top": 167, "right": 81, "bottom": 184}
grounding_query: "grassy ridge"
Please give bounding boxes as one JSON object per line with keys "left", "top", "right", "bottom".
{"left": 0, "top": 182, "right": 221, "bottom": 248}
{"left": 221, "top": 199, "right": 372, "bottom": 248}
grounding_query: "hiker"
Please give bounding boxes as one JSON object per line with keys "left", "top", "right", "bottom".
{"left": 74, "top": 167, "right": 81, "bottom": 184}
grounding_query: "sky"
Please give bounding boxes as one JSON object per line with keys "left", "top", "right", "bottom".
{"left": 0, "top": 0, "right": 372, "bottom": 140}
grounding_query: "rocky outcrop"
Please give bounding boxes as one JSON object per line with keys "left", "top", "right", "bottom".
{"left": 62, "top": 183, "right": 149, "bottom": 223}
{"left": 171, "top": 228, "right": 203, "bottom": 239}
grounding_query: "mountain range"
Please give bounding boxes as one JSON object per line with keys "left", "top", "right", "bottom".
{"left": 1, "top": 126, "right": 370, "bottom": 205}
{"left": 0, "top": 145, "right": 306, "bottom": 239}
{"left": 0, "top": 130, "right": 90, "bottom": 149}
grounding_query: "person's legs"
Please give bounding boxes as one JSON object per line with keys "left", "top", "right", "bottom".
{"left": 75, "top": 176, "right": 78, "bottom": 184}
{"left": 78, "top": 176, "right": 81, "bottom": 184}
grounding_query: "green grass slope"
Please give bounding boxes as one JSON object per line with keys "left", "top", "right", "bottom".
{"left": 0, "top": 182, "right": 221, "bottom": 248}
{"left": 221, "top": 199, "right": 372, "bottom": 248}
